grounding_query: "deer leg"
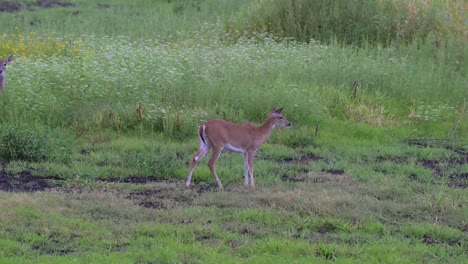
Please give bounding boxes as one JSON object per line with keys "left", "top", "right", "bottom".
{"left": 207, "top": 146, "right": 224, "bottom": 189}
{"left": 243, "top": 152, "right": 250, "bottom": 186}
{"left": 247, "top": 150, "right": 255, "bottom": 189}
{"left": 186, "top": 146, "right": 209, "bottom": 188}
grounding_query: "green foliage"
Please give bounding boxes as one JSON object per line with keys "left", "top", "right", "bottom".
{"left": 162, "top": 111, "right": 199, "bottom": 140}
{"left": 315, "top": 244, "right": 338, "bottom": 261}
{"left": 284, "top": 127, "right": 316, "bottom": 148}
{"left": 359, "top": 217, "right": 385, "bottom": 235}
{"left": 401, "top": 223, "right": 464, "bottom": 245}
{"left": 2, "top": 34, "right": 464, "bottom": 139}
{"left": 0, "top": 1, "right": 465, "bottom": 263}
{"left": 0, "top": 124, "right": 72, "bottom": 163}
{"left": 123, "top": 148, "right": 179, "bottom": 177}
{"left": 0, "top": 125, "right": 46, "bottom": 162}
{"left": 230, "top": 0, "right": 465, "bottom": 46}
{"left": 0, "top": 239, "right": 25, "bottom": 257}
{"left": 0, "top": 0, "right": 251, "bottom": 40}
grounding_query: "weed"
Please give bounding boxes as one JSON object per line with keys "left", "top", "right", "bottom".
{"left": 0, "top": 124, "right": 72, "bottom": 163}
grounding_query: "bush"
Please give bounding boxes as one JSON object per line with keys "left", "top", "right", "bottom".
{"left": 0, "top": 124, "right": 72, "bottom": 163}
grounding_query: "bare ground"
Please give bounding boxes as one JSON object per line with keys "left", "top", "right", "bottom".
{"left": 0, "top": 149, "right": 465, "bottom": 203}
{"left": 0, "top": 0, "right": 74, "bottom": 13}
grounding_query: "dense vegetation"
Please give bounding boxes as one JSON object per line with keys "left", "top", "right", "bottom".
{"left": 0, "top": 0, "right": 466, "bottom": 263}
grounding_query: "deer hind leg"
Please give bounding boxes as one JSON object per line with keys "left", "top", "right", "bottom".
{"left": 243, "top": 152, "right": 249, "bottom": 186}
{"left": 186, "top": 142, "right": 210, "bottom": 188}
{"left": 207, "top": 146, "right": 224, "bottom": 189}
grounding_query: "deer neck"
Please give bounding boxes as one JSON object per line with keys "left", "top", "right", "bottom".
{"left": 0, "top": 74, "right": 5, "bottom": 91}
{"left": 259, "top": 117, "right": 276, "bottom": 141}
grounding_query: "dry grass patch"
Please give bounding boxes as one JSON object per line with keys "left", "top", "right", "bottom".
{"left": 196, "top": 173, "right": 369, "bottom": 218}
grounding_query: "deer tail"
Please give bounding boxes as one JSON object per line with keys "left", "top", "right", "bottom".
{"left": 198, "top": 125, "right": 208, "bottom": 146}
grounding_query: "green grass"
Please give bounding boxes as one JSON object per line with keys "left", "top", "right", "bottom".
{"left": 2, "top": 35, "right": 465, "bottom": 134}
{"left": 0, "top": 176, "right": 466, "bottom": 263}
{"left": 0, "top": 0, "right": 466, "bottom": 263}
{"left": 1, "top": 0, "right": 251, "bottom": 39}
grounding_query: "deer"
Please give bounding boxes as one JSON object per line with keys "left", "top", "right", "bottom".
{"left": 0, "top": 55, "right": 14, "bottom": 95}
{"left": 186, "top": 107, "right": 292, "bottom": 189}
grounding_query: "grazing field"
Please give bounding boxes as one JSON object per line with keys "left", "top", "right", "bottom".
{"left": 0, "top": 0, "right": 466, "bottom": 263}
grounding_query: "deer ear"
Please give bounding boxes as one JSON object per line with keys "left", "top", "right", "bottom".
{"left": 275, "top": 107, "right": 283, "bottom": 114}
{"left": 7, "top": 55, "right": 13, "bottom": 62}
{"left": 271, "top": 107, "right": 277, "bottom": 112}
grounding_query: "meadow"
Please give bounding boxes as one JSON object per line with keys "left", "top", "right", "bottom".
{"left": 0, "top": 0, "right": 466, "bottom": 263}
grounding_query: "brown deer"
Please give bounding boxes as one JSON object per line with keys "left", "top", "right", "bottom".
{"left": 186, "top": 107, "right": 291, "bottom": 189}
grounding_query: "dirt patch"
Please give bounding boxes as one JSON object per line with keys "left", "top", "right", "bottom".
{"left": 282, "top": 171, "right": 348, "bottom": 184}
{"left": 123, "top": 179, "right": 216, "bottom": 209}
{"left": 447, "top": 172, "right": 467, "bottom": 188}
{"left": 0, "top": 1, "right": 20, "bottom": 12}
{"left": 269, "top": 153, "right": 327, "bottom": 183}
{"left": 325, "top": 169, "right": 345, "bottom": 175}
{"left": 103, "top": 176, "right": 172, "bottom": 184}
{"left": 127, "top": 189, "right": 168, "bottom": 209}
{"left": 267, "top": 153, "right": 324, "bottom": 164}
{"left": 406, "top": 138, "right": 466, "bottom": 151}
{"left": 374, "top": 149, "right": 467, "bottom": 188}
{"left": 315, "top": 223, "right": 338, "bottom": 234}
{"left": 405, "top": 138, "right": 467, "bottom": 187}
{"left": 318, "top": 174, "right": 347, "bottom": 183}
{"left": 281, "top": 174, "right": 306, "bottom": 183}
{"left": 0, "top": 169, "right": 62, "bottom": 192}
{"left": 297, "top": 153, "right": 325, "bottom": 163}
{"left": 0, "top": 0, "right": 74, "bottom": 13}
{"left": 0, "top": 160, "right": 64, "bottom": 192}
{"left": 35, "top": 0, "right": 73, "bottom": 8}
{"left": 97, "top": 3, "right": 110, "bottom": 9}
{"left": 419, "top": 156, "right": 467, "bottom": 188}
{"left": 375, "top": 156, "right": 409, "bottom": 164}
{"left": 102, "top": 176, "right": 215, "bottom": 193}
{"left": 421, "top": 235, "right": 440, "bottom": 245}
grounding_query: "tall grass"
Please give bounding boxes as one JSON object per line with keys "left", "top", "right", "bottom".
{"left": 228, "top": 0, "right": 466, "bottom": 95}
{"left": 0, "top": 1, "right": 465, "bottom": 163}
{"left": 0, "top": 0, "right": 251, "bottom": 40}
{"left": 0, "top": 2, "right": 466, "bottom": 263}
{"left": 229, "top": 0, "right": 466, "bottom": 46}
{"left": 2, "top": 33, "right": 465, "bottom": 138}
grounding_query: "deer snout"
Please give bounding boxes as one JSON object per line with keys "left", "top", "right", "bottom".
{"left": 286, "top": 122, "right": 292, "bottom": 128}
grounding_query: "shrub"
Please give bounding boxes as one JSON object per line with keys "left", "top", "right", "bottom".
{"left": 0, "top": 124, "right": 72, "bottom": 163}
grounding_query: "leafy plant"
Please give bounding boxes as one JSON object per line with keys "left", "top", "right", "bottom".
{"left": 0, "top": 124, "right": 72, "bottom": 163}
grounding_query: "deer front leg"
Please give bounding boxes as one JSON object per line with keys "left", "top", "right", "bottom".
{"left": 247, "top": 150, "right": 256, "bottom": 189}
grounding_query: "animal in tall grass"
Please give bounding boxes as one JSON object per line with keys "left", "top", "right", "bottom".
{"left": 0, "top": 55, "right": 14, "bottom": 95}
{"left": 186, "top": 107, "right": 292, "bottom": 189}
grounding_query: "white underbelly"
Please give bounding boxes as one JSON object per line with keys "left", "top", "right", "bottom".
{"left": 224, "top": 144, "right": 245, "bottom": 153}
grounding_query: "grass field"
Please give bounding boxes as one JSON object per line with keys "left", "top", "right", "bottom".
{"left": 0, "top": 0, "right": 466, "bottom": 263}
